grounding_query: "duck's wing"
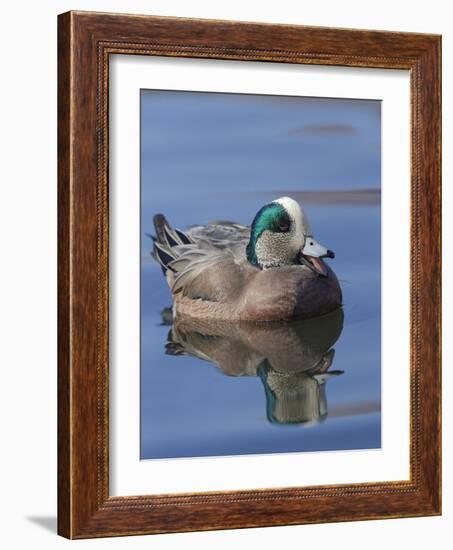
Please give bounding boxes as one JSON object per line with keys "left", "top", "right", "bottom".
{"left": 169, "top": 245, "right": 247, "bottom": 302}
{"left": 152, "top": 215, "right": 250, "bottom": 302}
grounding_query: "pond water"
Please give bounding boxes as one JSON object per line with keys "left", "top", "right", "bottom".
{"left": 140, "top": 90, "right": 381, "bottom": 459}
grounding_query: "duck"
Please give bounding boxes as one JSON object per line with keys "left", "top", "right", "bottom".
{"left": 151, "top": 196, "right": 342, "bottom": 321}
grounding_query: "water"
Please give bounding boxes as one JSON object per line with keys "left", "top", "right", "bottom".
{"left": 140, "top": 90, "right": 381, "bottom": 459}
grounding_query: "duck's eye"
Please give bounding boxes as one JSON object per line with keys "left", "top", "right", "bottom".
{"left": 277, "top": 222, "right": 290, "bottom": 232}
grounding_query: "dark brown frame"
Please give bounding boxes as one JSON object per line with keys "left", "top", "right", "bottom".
{"left": 58, "top": 10, "right": 441, "bottom": 539}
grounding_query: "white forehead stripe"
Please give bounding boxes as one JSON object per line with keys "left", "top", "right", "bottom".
{"left": 273, "top": 196, "right": 300, "bottom": 218}
{"left": 273, "top": 196, "right": 311, "bottom": 234}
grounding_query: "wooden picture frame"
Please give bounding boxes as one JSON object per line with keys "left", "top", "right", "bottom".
{"left": 58, "top": 10, "right": 441, "bottom": 539}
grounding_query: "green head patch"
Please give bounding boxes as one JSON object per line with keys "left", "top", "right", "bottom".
{"left": 246, "top": 203, "right": 292, "bottom": 267}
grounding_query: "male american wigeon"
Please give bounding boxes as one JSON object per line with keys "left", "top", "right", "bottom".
{"left": 151, "top": 197, "right": 342, "bottom": 321}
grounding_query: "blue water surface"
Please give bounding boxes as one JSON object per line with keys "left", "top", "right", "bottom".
{"left": 140, "top": 90, "right": 381, "bottom": 459}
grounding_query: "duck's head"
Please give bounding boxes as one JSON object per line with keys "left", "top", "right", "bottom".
{"left": 246, "top": 196, "right": 335, "bottom": 275}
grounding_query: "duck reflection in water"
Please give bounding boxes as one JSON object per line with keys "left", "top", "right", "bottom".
{"left": 162, "top": 308, "right": 344, "bottom": 426}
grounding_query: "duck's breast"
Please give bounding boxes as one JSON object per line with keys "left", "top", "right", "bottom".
{"left": 239, "top": 264, "right": 342, "bottom": 321}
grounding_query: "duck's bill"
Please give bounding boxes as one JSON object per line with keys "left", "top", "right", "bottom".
{"left": 300, "top": 237, "right": 335, "bottom": 277}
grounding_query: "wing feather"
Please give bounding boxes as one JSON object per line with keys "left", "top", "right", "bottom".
{"left": 152, "top": 217, "right": 251, "bottom": 302}
{"left": 169, "top": 247, "right": 246, "bottom": 302}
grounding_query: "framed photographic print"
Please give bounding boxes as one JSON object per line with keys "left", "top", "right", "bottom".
{"left": 58, "top": 11, "right": 441, "bottom": 538}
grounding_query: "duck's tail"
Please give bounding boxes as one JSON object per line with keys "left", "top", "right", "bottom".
{"left": 151, "top": 214, "right": 194, "bottom": 273}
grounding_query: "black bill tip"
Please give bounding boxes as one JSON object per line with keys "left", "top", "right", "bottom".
{"left": 325, "top": 249, "right": 335, "bottom": 259}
